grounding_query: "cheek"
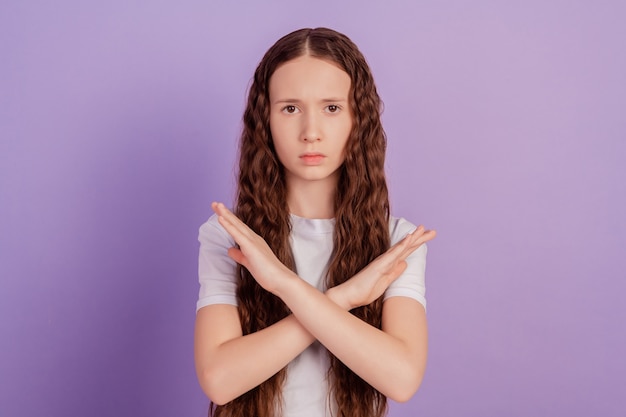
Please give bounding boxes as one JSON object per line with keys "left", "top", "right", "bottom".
{"left": 340, "top": 111, "right": 353, "bottom": 136}
{"left": 269, "top": 114, "right": 294, "bottom": 143}
{"left": 339, "top": 119, "right": 352, "bottom": 149}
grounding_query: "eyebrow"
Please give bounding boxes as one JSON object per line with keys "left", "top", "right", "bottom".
{"left": 272, "top": 98, "right": 348, "bottom": 105}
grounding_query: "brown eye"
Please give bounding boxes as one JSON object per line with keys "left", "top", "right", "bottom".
{"left": 326, "top": 105, "right": 339, "bottom": 113}
{"left": 283, "top": 105, "right": 297, "bottom": 114}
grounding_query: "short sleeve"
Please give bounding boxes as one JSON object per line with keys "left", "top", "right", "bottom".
{"left": 196, "top": 214, "right": 239, "bottom": 312}
{"left": 384, "top": 217, "right": 428, "bottom": 310}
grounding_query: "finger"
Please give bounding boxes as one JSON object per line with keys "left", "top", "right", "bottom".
{"left": 390, "top": 227, "right": 421, "bottom": 252}
{"left": 378, "top": 260, "right": 408, "bottom": 291}
{"left": 391, "top": 225, "right": 423, "bottom": 255}
{"left": 211, "top": 201, "right": 228, "bottom": 216}
{"left": 212, "top": 202, "right": 244, "bottom": 227}
{"left": 404, "top": 230, "right": 435, "bottom": 252}
{"left": 213, "top": 202, "right": 254, "bottom": 238}
{"left": 378, "top": 226, "right": 435, "bottom": 266}
{"left": 409, "top": 229, "right": 437, "bottom": 247}
{"left": 421, "top": 229, "right": 437, "bottom": 242}
{"left": 381, "top": 230, "right": 420, "bottom": 265}
{"left": 398, "top": 227, "right": 436, "bottom": 259}
{"left": 380, "top": 239, "right": 411, "bottom": 266}
{"left": 217, "top": 212, "right": 251, "bottom": 246}
{"left": 227, "top": 247, "right": 248, "bottom": 267}
{"left": 375, "top": 236, "right": 415, "bottom": 272}
{"left": 389, "top": 260, "right": 408, "bottom": 279}
{"left": 409, "top": 225, "right": 426, "bottom": 240}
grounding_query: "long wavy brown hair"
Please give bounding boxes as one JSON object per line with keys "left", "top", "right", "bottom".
{"left": 210, "top": 27, "right": 390, "bottom": 417}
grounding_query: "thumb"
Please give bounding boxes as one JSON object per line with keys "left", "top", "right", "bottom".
{"left": 388, "top": 260, "right": 408, "bottom": 282}
{"left": 227, "top": 247, "right": 247, "bottom": 267}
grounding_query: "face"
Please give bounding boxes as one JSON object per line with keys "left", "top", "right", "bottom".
{"left": 268, "top": 55, "right": 352, "bottom": 189}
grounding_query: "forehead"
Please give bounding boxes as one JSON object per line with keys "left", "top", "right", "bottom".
{"left": 269, "top": 55, "right": 351, "bottom": 99}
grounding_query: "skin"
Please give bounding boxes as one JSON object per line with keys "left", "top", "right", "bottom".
{"left": 269, "top": 55, "right": 353, "bottom": 219}
{"left": 194, "top": 55, "right": 437, "bottom": 406}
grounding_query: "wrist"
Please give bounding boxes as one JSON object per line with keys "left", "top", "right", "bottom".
{"left": 272, "top": 268, "right": 301, "bottom": 300}
{"left": 325, "top": 286, "right": 352, "bottom": 311}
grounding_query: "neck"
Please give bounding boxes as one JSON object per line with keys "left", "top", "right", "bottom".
{"left": 286, "top": 175, "right": 338, "bottom": 219}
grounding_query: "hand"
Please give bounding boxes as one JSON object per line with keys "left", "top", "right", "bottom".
{"left": 328, "top": 226, "right": 436, "bottom": 310}
{"left": 212, "top": 202, "right": 295, "bottom": 294}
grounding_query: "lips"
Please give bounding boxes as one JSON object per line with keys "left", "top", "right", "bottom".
{"left": 300, "top": 152, "right": 325, "bottom": 165}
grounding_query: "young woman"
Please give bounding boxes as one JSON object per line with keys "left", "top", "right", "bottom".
{"left": 194, "top": 27, "right": 436, "bottom": 417}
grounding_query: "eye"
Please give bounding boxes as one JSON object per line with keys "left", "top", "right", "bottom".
{"left": 282, "top": 105, "right": 298, "bottom": 114}
{"left": 325, "top": 104, "right": 340, "bottom": 113}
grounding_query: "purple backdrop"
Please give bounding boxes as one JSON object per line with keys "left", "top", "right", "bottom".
{"left": 1, "top": 1, "right": 625, "bottom": 416}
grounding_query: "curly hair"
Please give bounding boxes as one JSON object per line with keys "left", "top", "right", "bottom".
{"left": 210, "top": 27, "right": 390, "bottom": 417}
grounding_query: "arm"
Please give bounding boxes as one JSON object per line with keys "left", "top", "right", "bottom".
{"left": 210, "top": 202, "right": 436, "bottom": 402}
{"left": 194, "top": 209, "right": 389, "bottom": 405}
{"left": 277, "top": 278, "right": 428, "bottom": 402}
{"left": 194, "top": 214, "right": 318, "bottom": 405}
{"left": 194, "top": 306, "right": 314, "bottom": 405}
{"left": 193, "top": 258, "right": 402, "bottom": 405}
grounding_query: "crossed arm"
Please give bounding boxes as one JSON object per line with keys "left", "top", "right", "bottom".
{"left": 194, "top": 202, "right": 436, "bottom": 405}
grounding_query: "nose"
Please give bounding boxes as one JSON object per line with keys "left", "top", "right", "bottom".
{"left": 301, "top": 111, "right": 321, "bottom": 142}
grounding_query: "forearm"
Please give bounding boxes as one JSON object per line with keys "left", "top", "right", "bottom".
{"left": 195, "top": 307, "right": 315, "bottom": 405}
{"left": 194, "top": 285, "right": 353, "bottom": 405}
{"left": 277, "top": 277, "right": 427, "bottom": 401}
{"left": 204, "top": 203, "right": 431, "bottom": 402}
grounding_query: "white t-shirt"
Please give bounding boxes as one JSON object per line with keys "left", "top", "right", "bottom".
{"left": 197, "top": 213, "right": 427, "bottom": 416}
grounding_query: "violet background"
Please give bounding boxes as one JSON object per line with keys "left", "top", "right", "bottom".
{"left": 1, "top": 1, "right": 625, "bottom": 416}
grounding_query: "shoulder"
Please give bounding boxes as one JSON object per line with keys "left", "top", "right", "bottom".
{"left": 197, "top": 213, "right": 239, "bottom": 311}
{"left": 198, "top": 213, "right": 236, "bottom": 247}
{"left": 389, "top": 216, "right": 417, "bottom": 241}
{"left": 388, "top": 215, "right": 427, "bottom": 256}
{"left": 384, "top": 215, "right": 428, "bottom": 308}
